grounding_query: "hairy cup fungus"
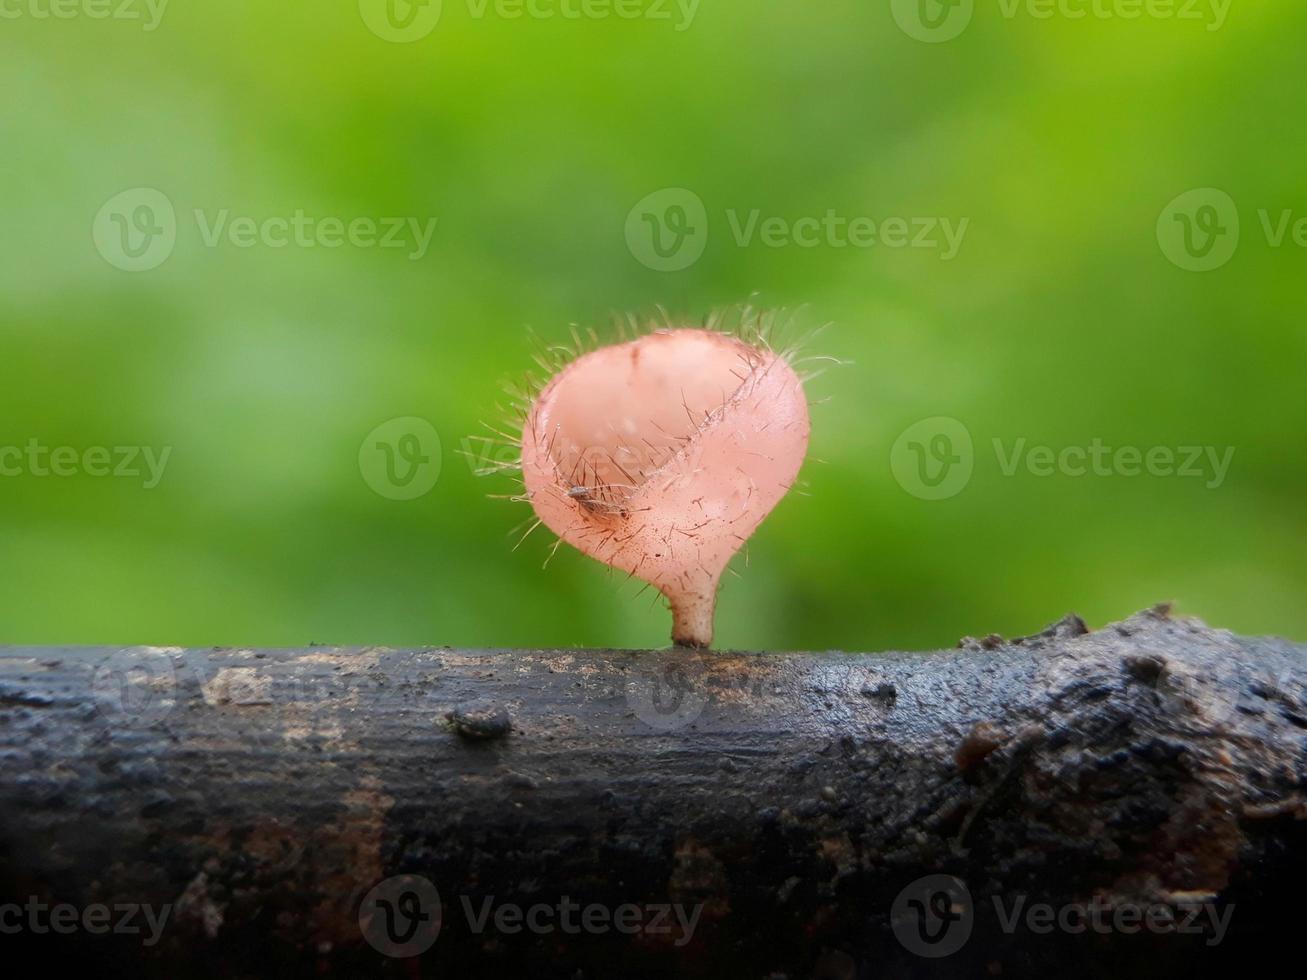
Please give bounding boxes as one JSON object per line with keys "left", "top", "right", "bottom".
{"left": 517, "top": 324, "right": 810, "bottom": 648}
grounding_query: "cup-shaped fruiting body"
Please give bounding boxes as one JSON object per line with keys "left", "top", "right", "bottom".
{"left": 520, "top": 328, "right": 810, "bottom": 648}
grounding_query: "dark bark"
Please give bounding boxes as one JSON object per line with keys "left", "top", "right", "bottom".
{"left": 1, "top": 606, "right": 1305, "bottom": 978}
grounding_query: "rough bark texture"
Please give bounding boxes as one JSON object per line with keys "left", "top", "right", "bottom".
{"left": 1, "top": 606, "right": 1305, "bottom": 978}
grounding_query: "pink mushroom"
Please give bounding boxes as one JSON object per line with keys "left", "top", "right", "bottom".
{"left": 520, "top": 327, "right": 810, "bottom": 648}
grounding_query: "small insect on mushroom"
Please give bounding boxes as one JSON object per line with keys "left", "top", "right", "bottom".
{"left": 565, "top": 480, "right": 639, "bottom": 520}
{"left": 567, "top": 484, "right": 616, "bottom": 514}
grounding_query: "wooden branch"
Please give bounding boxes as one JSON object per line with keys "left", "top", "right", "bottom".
{"left": 1, "top": 606, "right": 1305, "bottom": 978}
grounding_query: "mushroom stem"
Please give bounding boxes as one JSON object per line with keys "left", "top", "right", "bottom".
{"left": 669, "top": 588, "right": 717, "bottom": 649}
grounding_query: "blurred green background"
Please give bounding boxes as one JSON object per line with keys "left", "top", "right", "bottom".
{"left": 1, "top": 1, "right": 1303, "bottom": 652}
